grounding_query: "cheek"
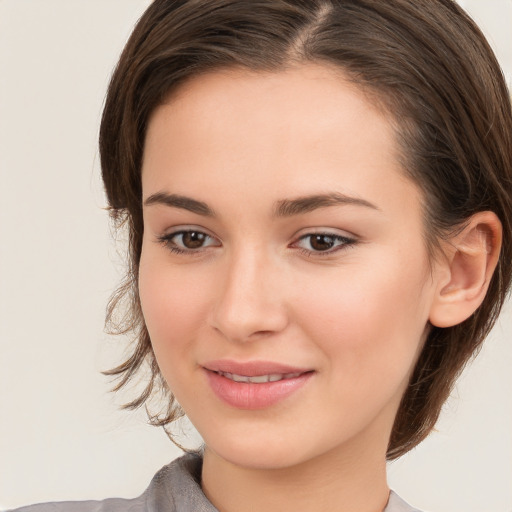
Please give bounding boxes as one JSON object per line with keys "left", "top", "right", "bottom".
{"left": 294, "top": 253, "right": 432, "bottom": 386}
{"left": 138, "top": 248, "right": 212, "bottom": 370}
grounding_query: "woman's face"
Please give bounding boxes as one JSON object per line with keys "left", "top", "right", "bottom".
{"left": 139, "top": 63, "right": 441, "bottom": 470}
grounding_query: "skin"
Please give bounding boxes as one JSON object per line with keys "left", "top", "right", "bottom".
{"left": 137, "top": 63, "right": 497, "bottom": 512}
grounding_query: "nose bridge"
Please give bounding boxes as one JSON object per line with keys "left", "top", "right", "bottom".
{"left": 210, "top": 243, "right": 287, "bottom": 342}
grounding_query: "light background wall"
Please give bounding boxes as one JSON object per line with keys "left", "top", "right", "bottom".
{"left": 0, "top": 1, "right": 510, "bottom": 511}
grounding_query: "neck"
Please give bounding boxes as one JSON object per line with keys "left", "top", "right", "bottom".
{"left": 201, "top": 437, "right": 390, "bottom": 512}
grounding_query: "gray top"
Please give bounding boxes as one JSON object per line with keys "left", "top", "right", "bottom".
{"left": 10, "top": 454, "right": 421, "bottom": 512}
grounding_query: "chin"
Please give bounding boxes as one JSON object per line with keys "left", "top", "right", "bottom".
{"left": 202, "top": 424, "right": 357, "bottom": 472}
{"left": 208, "top": 441, "right": 311, "bottom": 471}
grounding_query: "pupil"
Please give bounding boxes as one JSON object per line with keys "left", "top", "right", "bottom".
{"left": 310, "top": 235, "right": 334, "bottom": 251}
{"left": 183, "top": 231, "right": 205, "bottom": 249}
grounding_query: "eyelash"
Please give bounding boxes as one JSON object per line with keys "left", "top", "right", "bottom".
{"left": 293, "top": 233, "right": 357, "bottom": 256}
{"left": 157, "top": 230, "right": 219, "bottom": 256}
{"left": 157, "top": 230, "right": 357, "bottom": 257}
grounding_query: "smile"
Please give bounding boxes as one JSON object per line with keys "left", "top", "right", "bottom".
{"left": 215, "top": 371, "right": 304, "bottom": 383}
{"left": 204, "top": 363, "right": 314, "bottom": 409}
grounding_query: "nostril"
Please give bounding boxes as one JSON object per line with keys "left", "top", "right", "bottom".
{"left": 210, "top": 308, "right": 279, "bottom": 341}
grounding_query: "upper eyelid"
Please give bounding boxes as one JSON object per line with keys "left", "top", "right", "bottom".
{"left": 156, "top": 222, "right": 356, "bottom": 236}
{"left": 292, "top": 227, "right": 358, "bottom": 241}
{"left": 159, "top": 225, "right": 218, "bottom": 239}
{"left": 296, "top": 230, "right": 355, "bottom": 237}
{"left": 292, "top": 233, "right": 357, "bottom": 247}
{"left": 160, "top": 229, "right": 218, "bottom": 242}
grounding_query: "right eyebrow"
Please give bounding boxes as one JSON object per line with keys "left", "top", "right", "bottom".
{"left": 143, "top": 192, "right": 215, "bottom": 217}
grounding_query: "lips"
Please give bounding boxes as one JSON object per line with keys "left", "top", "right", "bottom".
{"left": 216, "top": 371, "right": 304, "bottom": 383}
{"left": 202, "top": 360, "right": 313, "bottom": 409}
{"left": 203, "top": 359, "right": 311, "bottom": 376}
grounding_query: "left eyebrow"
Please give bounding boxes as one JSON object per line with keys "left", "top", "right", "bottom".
{"left": 273, "top": 193, "right": 380, "bottom": 217}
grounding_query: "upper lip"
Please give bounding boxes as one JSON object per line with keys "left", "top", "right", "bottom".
{"left": 202, "top": 359, "right": 312, "bottom": 377}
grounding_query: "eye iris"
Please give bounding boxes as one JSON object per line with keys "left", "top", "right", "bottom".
{"left": 182, "top": 231, "right": 207, "bottom": 249}
{"left": 310, "top": 235, "right": 335, "bottom": 251}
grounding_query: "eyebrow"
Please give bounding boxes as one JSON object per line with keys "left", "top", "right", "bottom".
{"left": 144, "top": 192, "right": 215, "bottom": 216}
{"left": 143, "top": 191, "right": 379, "bottom": 217}
{"left": 273, "top": 192, "right": 380, "bottom": 217}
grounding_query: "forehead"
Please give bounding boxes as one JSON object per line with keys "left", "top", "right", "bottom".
{"left": 152, "top": 63, "right": 393, "bottom": 143}
{"left": 142, "top": 63, "right": 421, "bottom": 219}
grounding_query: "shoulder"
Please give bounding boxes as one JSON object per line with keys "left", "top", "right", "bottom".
{"left": 7, "top": 453, "right": 216, "bottom": 512}
{"left": 6, "top": 497, "right": 145, "bottom": 512}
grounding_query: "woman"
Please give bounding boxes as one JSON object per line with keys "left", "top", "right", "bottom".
{"left": 9, "top": 1, "right": 511, "bottom": 511}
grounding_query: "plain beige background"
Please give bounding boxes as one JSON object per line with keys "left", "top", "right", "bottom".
{"left": 0, "top": 1, "right": 511, "bottom": 511}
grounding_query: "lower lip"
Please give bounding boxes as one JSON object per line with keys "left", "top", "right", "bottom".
{"left": 204, "top": 370, "right": 313, "bottom": 410}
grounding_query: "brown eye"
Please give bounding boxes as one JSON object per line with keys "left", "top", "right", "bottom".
{"left": 294, "top": 232, "right": 357, "bottom": 255}
{"left": 158, "top": 229, "right": 219, "bottom": 254}
{"left": 309, "top": 234, "right": 336, "bottom": 251}
{"left": 181, "top": 231, "right": 208, "bottom": 249}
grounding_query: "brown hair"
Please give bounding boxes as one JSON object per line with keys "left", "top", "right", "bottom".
{"left": 99, "top": 0, "right": 512, "bottom": 459}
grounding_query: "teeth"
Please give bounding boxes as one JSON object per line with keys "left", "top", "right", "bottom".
{"left": 217, "top": 371, "right": 303, "bottom": 383}
{"left": 249, "top": 374, "right": 271, "bottom": 383}
{"left": 231, "top": 373, "right": 250, "bottom": 383}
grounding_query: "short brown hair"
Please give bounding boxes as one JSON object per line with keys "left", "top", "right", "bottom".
{"left": 99, "top": 0, "right": 512, "bottom": 459}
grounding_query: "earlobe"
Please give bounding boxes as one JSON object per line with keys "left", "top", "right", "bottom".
{"left": 429, "top": 211, "right": 502, "bottom": 328}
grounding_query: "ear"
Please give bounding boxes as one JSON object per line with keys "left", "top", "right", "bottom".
{"left": 429, "top": 211, "right": 502, "bottom": 328}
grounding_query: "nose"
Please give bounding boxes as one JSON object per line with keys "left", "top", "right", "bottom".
{"left": 209, "top": 248, "right": 289, "bottom": 343}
